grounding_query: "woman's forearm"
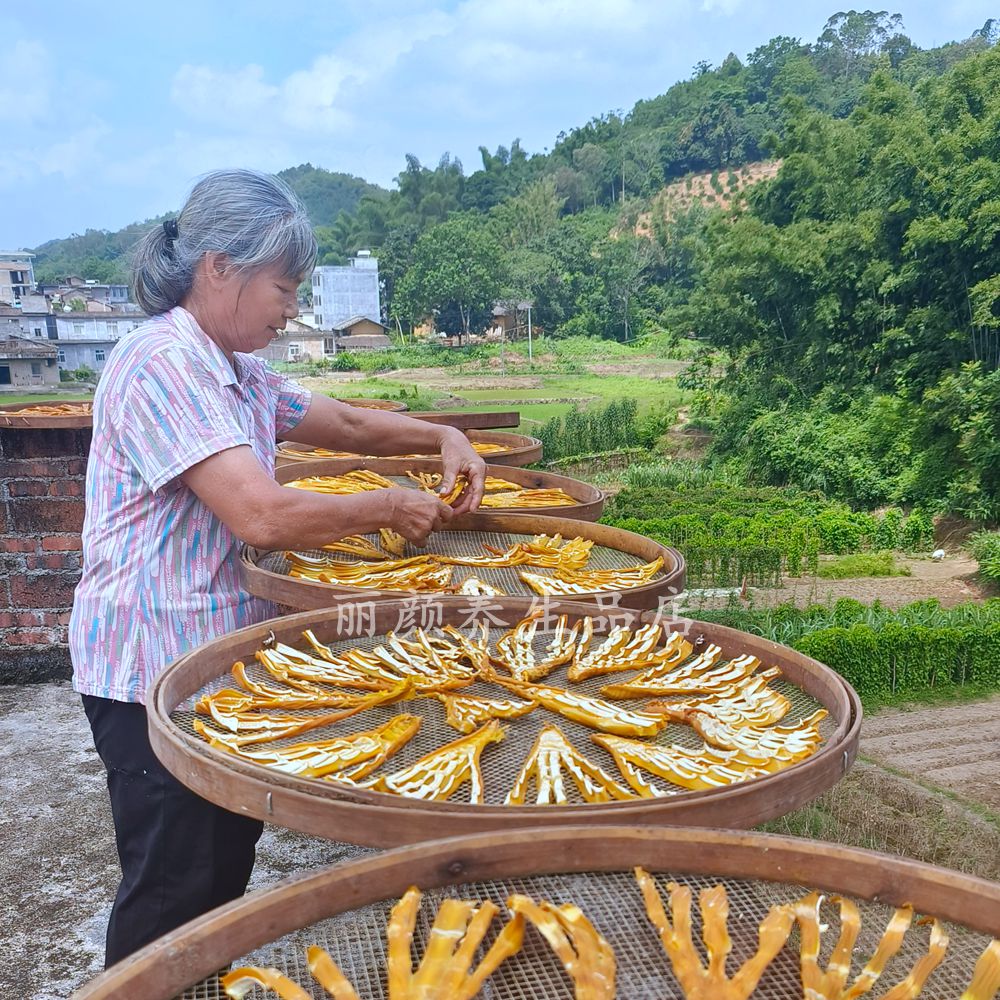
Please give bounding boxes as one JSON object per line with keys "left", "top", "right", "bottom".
{"left": 284, "top": 395, "right": 464, "bottom": 457}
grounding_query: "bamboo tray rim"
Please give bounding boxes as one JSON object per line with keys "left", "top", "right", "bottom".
{"left": 0, "top": 399, "right": 94, "bottom": 428}
{"left": 238, "top": 512, "right": 682, "bottom": 608}
{"left": 275, "top": 429, "right": 543, "bottom": 467}
{"left": 72, "top": 824, "right": 1000, "bottom": 999}
{"left": 148, "top": 599, "right": 859, "bottom": 838}
{"left": 274, "top": 457, "right": 605, "bottom": 519}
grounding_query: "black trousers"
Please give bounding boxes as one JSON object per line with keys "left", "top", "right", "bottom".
{"left": 82, "top": 694, "right": 263, "bottom": 968}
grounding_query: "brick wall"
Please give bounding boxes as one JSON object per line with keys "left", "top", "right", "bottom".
{"left": 0, "top": 426, "right": 90, "bottom": 682}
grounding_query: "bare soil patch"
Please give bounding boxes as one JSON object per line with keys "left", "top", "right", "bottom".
{"left": 859, "top": 695, "right": 1000, "bottom": 811}
{"left": 721, "top": 555, "right": 991, "bottom": 612}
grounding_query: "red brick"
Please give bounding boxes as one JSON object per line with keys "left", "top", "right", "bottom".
{"left": 0, "top": 427, "right": 92, "bottom": 459}
{"left": 5, "top": 630, "right": 55, "bottom": 646}
{"left": 10, "top": 573, "right": 80, "bottom": 609}
{"left": 0, "top": 537, "right": 36, "bottom": 553}
{"left": 11, "top": 497, "right": 85, "bottom": 534}
{"left": 49, "top": 480, "right": 84, "bottom": 497}
{"left": 0, "top": 458, "right": 71, "bottom": 478}
{"left": 0, "top": 611, "right": 42, "bottom": 628}
{"left": 26, "top": 553, "right": 81, "bottom": 571}
{"left": 41, "top": 534, "right": 82, "bottom": 551}
{"left": 7, "top": 480, "right": 49, "bottom": 497}
{"left": 40, "top": 611, "right": 73, "bottom": 627}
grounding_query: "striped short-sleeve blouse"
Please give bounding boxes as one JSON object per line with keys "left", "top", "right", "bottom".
{"left": 70, "top": 306, "right": 311, "bottom": 704}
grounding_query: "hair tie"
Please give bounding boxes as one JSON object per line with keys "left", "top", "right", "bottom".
{"left": 163, "top": 219, "right": 179, "bottom": 241}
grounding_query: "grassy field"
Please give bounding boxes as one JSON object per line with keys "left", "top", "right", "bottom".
{"left": 0, "top": 392, "right": 94, "bottom": 404}
{"left": 305, "top": 371, "right": 686, "bottom": 435}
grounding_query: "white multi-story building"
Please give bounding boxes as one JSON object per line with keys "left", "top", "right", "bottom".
{"left": 0, "top": 251, "right": 35, "bottom": 306}
{"left": 53, "top": 312, "right": 146, "bottom": 372}
{"left": 312, "top": 251, "right": 380, "bottom": 330}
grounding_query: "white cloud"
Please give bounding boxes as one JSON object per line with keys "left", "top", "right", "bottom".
{"left": 37, "top": 123, "right": 112, "bottom": 177}
{"left": 0, "top": 39, "right": 51, "bottom": 123}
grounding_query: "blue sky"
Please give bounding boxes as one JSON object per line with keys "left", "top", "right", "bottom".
{"left": 4, "top": 1, "right": 995, "bottom": 249}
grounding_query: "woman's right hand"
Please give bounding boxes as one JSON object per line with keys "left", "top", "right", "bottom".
{"left": 384, "top": 487, "right": 454, "bottom": 546}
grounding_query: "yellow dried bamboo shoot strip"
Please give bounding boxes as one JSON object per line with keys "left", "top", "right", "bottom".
{"left": 367, "top": 631, "right": 475, "bottom": 692}
{"left": 601, "top": 646, "right": 755, "bottom": 699}
{"left": 221, "top": 966, "right": 312, "bottom": 1000}
{"left": 635, "top": 868, "right": 795, "bottom": 1000}
{"left": 489, "top": 671, "right": 668, "bottom": 737}
{"left": 438, "top": 692, "right": 538, "bottom": 733}
{"left": 436, "top": 546, "right": 532, "bottom": 568}
{"left": 493, "top": 610, "right": 584, "bottom": 682}
{"left": 5, "top": 401, "right": 92, "bottom": 416}
{"left": 568, "top": 625, "right": 688, "bottom": 682}
{"left": 484, "top": 475, "right": 522, "bottom": 491}
{"left": 519, "top": 556, "right": 662, "bottom": 597}
{"left": 439, "top": 621, "right": 493, "bottom": 673}
{"left": 683, "top": 707, "right": 827, "bottom": 767}
{"left": 791, "top": 891, "right": 950, "bottom": 1000}
{"left": 455, "top": 575, "right": 507, "bottom": 597}
{"left": 256, "top": 642, "right": 394, "bottom": 690}
{"left": 228, "top": 659, "right": 364, "bottom": 707}
{"left": 289, "top": 553, "right": 430, "bottom": 576}
{"left": 507, "top": 894, "right": 616, "bottom": 999}
{"left": 196, "top": 684, "right": 364, "bottom": 716}
{"left": 375, "top": 719, "right": 505, "bottom": 803}
{"left": 593, "top": 734, "right": 770, "bottom": 792}
{"left": 645, "top": 667, "right": 789, "bottom": 729}
{"left": 480, "top": 488, "right": 576, "bottom": 508}
{"left": 320, "top": 536, "right": 387, "bottom": 560}
{"left": 194, "top": 682, "right": 412, "bottom": 748}
{"left": 506, "top": 725, "right": 635, "bottom": 804}
{"left": 285, "top": 471, "right": 394, "bottom": 494}
{"left": 380, "top": 527, "right": 407, "bottom": 556}
{"left": 290, "top": 559, "right": 453, "bottom": 592}
{"left": 369, "top": 886, "right": 526, "bottom": 1000}
{"left": 307, "top": 946, "right": 362, "bottom": 1000}
{"left": 962, "top": 939, "right": 1000, "bottom": 1000}
{"left": 196, "top": 712, "right": 420, "bottom": 779}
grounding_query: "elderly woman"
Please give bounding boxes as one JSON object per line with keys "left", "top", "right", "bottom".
{"left": 70, "top": 168, "right": 485, "bottom": 966}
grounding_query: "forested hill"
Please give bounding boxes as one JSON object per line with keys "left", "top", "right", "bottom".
{"left": 30, "top": 164, "right": 383, "bottom": 284}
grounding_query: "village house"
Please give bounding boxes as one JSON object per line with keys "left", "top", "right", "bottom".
{"left": 0, "top": 337, "right": 60, "bottom": 388}
{"left": 53, "top": 312, "right": 146, "bottom": 372}
{"left": 0, "top": 251, "right": 35, "bottom": 306}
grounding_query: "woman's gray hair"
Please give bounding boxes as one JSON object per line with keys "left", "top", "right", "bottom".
{"left": 130, "top": 168, "right": 317, "bottom": 315}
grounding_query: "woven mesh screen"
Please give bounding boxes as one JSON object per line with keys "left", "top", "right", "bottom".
{"left": 177, "top": 868, "right": 992, "bottom": 999}
{"left": 171, "top": 622, "right": 830, "bottom": 809}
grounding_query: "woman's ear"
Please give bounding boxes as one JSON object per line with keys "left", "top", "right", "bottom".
{"left": 200, "top": 252, "right": 231, "bottom": 287}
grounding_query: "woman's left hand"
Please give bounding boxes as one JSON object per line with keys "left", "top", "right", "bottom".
{"left": 438, "top": 432, "right": 486, "bottom": 516}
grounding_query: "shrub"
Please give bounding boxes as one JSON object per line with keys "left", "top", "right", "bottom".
{"left": 816, "top": 551, "right": 910, "bottom": 579}
{"left": 538, "top": 398, "right": 641, "bottom": 461}
{"left": 901, "top": 508, "right": 935, "bottom": 551}
{"left": 968, "top": 531, "right": 1000, "bottom": 584}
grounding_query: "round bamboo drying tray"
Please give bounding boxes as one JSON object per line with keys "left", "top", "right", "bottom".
{"left": 276, "top": 430, "right": 543, "bottom": 468}
{"left": 405, "top": 409, "right": 520, "bottom": 429}
{"left": 0, "top": 399, "right": 94, "bottom": 428}
{"left": 73, "top": 825, "right": 999, "bottom": 1000}
{"left": 240, "top": 512, "right": 681, "bottom": 610}
{"left": 147, "top": 598, "right": 859, "bottom": 848}
{"left": 275, "top": 457, "right": 605, "bottom": 521}
{"left": 335, "top": 397, "right": 408, "bottom": 411}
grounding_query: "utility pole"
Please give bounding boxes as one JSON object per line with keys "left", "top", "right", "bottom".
{"left": 527, "top": 302, "right": 533, "bottom": 362}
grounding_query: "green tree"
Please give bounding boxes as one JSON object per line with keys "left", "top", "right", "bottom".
{"left": 395, "top": 215, "right": 506, "bottom": 335}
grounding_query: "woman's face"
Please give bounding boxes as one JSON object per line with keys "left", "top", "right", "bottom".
{"left": 217, "top": 262, "right": 302, "bottom": 355}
